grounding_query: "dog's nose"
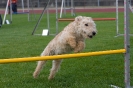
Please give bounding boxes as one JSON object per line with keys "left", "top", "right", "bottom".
{"left": 92, "top": 31, "right": 96, "bottom": 36}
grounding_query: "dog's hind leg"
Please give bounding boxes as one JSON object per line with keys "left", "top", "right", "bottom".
{"left": 33, "top": 61, "right": 47, "bottom": 78}
{"left": 48, "top": 59, "right": 62, "bottom": 80}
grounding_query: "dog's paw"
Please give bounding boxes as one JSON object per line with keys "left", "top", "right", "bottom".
{"left": 74, "top": 50, "right": 80, "bottom": 53}
{"left": 33, "top": 72, "right": 38, "bottom": 78}
{"left": 48, "top": 75, "right": 54, "bottom": 80}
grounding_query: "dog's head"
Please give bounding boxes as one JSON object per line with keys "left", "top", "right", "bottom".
{"left": 75, "top": 16, "right": 97, "bottom": 39}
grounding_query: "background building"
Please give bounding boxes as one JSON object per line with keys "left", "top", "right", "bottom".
{"left": 0, "top": 0, "right": 131, "bottom": 8}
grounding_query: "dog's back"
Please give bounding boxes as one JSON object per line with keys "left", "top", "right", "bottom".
{"left": 41, "top": 22, "right": 76, "bottom": 56}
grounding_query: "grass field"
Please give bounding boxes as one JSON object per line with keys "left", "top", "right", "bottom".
{"left": 0, "top": 12, "right": 133, "bottom": 88}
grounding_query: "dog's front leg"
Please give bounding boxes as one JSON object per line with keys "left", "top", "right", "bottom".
{"left": 67, "top": 37, "right": 77, "bottom": 49}
{"left": 74, "top": 41, "right": 85, "bottom": 53}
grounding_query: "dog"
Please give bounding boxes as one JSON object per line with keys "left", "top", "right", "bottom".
{"left": 33, "top": 16, "right": 97, "bottom": 80}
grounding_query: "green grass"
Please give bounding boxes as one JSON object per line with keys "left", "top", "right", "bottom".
{"left": 0, "top": 12, "right": 133, "bottom": 88}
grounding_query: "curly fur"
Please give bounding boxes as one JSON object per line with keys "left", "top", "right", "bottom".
{"left": 33, "top": 16, "right": 97, "bottom": 80}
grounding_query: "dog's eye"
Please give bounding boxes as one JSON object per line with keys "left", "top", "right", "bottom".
{"left": 85, "top": 24, "right": 88, "bottom": 26}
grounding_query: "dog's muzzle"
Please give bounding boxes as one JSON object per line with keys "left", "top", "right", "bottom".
{"left": 88, "top": 31, "right": 96, "bottom": 38}
{"left": 92, "top": 31, "right": 96, "bottom": 36}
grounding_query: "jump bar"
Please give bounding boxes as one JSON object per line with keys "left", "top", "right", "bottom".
{"left": 58, "top": 18, "right": 116, "bottom": 21}
{"left": 0, "top": 49, "right": 125, "bottom": 64}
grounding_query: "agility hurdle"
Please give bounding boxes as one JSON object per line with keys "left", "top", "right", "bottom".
{"left": 58, "top": 18, "right": 116, "bottom": 21}
{"left": 0, "top": 0, "right": 131, "bottom": 87}
{"left": 3, "top": 0, "right": 31, "bottom": 24}
{"left": 0, "top": 49, "right": 125, "bottom": 64}
{"left": 55, "top": 0, "right": 118, "bottom": 35}
{"left": 55, "top": 0, "right": 131, "bottom": 87}
{"left": 31, "top": 0, "right": 51, "bottom": 36}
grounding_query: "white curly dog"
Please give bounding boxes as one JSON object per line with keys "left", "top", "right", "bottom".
{"left": 33, "top": 16, "right": 97, "bottom": 80}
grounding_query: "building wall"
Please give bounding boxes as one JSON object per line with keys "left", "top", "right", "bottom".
{"left": 0, "top": 0, "right": 130, "bottom": 8}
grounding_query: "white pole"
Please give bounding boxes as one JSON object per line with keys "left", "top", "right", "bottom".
{"left": 27, "top": 0, "right": 30, "bottom": 21}
{"left": 38, "top": 0, "right": 40, "bottom": 7}
{"left": 129, "top": 4, "right": 133, "bottom": 13}
{"left": 97, "top": 0, "right": 100, "bottom": 6}
{"left": 116, "top": 0, "right": 119, "bottom": 35}
{"left": 64, "top": 0, "right": 66, "bottom": 15}
{"left": 3, "top": 0, "right": 10, "bottom": 24}
{"left": 124, "top": 0, "right": 130, "bottom": 87}
{"left": 55, "top": 0, "right": 58, "bottom": 34}
{"left": 71, "top": 0, "right": 74, "bottom": 16}
{"left": 9, "top": 0, "right": 12, "bottom": 23}
{"left": 22, "top": 0, "right": 24, "bottom": 12}
{"left": 46, "top": 2, "right": 50, "bottom": 33}
{"left": 60, "top": 0, "right": 64, "bottom": 18}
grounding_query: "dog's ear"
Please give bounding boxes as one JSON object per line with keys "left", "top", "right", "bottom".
{"left": 75, "top": 16, "right": 83, "bottom": 22}
{"left": 87, "top": 17, "right": 94, "bottom": 21}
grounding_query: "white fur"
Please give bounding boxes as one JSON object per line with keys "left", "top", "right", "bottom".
{"left": 33, "top": 16, "right": 97, "bottom": 80}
